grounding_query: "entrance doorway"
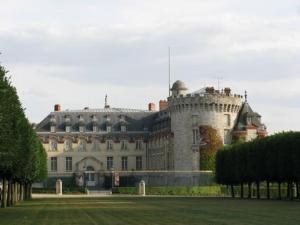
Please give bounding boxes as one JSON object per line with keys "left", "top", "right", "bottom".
{"left": 85, "top": 166, "right": 96, "bottom": 187}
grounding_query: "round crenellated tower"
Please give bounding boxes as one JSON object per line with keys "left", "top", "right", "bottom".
{"left": 168, "top": 81, "right": 243, "bottom": 171}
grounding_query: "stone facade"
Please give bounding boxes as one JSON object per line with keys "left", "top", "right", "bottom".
{"left": 36, "top": 80, "right": 267, "bottom": 188}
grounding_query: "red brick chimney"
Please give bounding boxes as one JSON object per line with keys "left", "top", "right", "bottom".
{"left": 159, "top": 100, "right": 168, "bottom": 111}
{"left": 148, "top": 103, "right": 156, "bottom": 111}
{"left": 54, "top": 104, "right": 61, "bottom": 112}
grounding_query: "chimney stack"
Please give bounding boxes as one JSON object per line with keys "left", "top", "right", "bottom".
{"left": 54, "top": 104, "right": 61, "bottom": 112}
{"left": 224, "top": 87, "right": 231, "bottom": 96}
{"left": 159, "top": 100, "right": 168, "bottom": 111}
{"left": 148, "top": 103, "right": 156, "bottom": 111}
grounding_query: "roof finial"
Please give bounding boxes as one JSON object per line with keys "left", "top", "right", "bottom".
{"left": 245, "top": 90, "right": 248, "bottom": 102}
{"left": 105, "top": 94, "right": 110, "bottom": 108}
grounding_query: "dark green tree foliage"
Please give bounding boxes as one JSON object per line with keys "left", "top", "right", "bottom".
{"left": 215, "top": 132, "right": 300, "bottom": 200}
{"left": 0, "top": 65, "right": 47, "bottom": 208}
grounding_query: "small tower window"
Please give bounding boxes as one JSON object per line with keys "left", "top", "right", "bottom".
{"left": 192, "top": 129, "right": 199, "bottom": 145}
{"left": 224, "top": 114, "right": 231, "bottom": 126}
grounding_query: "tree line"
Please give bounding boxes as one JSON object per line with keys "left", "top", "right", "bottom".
{"left": 0, "top": 65, "right": 47, "bottom": 208}
{"left": 215, "top": 132, "right": 300, "bottom": 200}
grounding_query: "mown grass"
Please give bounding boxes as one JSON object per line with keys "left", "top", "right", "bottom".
{"left": 0, "top": 197, "right": 300, "bottom": 225}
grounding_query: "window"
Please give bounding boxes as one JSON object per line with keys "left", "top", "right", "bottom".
{"left": 121, "top": 157, "right": 128, "bottom": 171}
{"left": 121, "top": 140, "right": 127, "bottom": 150}
{"left": 121, "top": 125, "right": 126, "bottom": 132}
{"left": 136, "top": 156, "right": 142, "bottom": 170}
{"left": 107, "top": 157, "right": 113, "bottom": 170}
{"left": 64, "top": 139, "right": 72, "bottom": 151}
{"left": 135, "top": 140, "right": 143, "bottom": 150}
{"left": 224, "top": 129, "right": 230, "bottom": 145}
{"left": 66, "top": 157, "right": 72, "bottom": 172}
{"left": 224, "top": 114, "right": 231, "bottom": 126}
{"left": 65, "top": 126, "right": 70, "bottom": 133}
{"left": 50, "top": 126, "right": 56, "bottom": 133}
{"left": 50, "top": 157, "right": 57, "bottom": 172}
{"left": 78, "top": 140, "right": 86, "bottom": 151}
{"left": 192, "top": 129, "right": 199, "bottom": 144}
{"left": 50, "top": 140, "right": 57, "bottom": 151}
{"left": 92, "top": 140, "right": 100, "bottom": 151}
{"left": 107, "top": 140, "right": 113, "bottom": 150}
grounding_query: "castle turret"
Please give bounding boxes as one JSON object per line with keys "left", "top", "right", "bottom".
{"left": 171, "top": 80, "right": 188, "bottom": 97}
{"left": 168, "top": 82, "right": 243, "bottom": 171}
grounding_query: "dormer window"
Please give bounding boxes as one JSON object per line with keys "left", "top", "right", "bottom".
{"left": 93, "top": 125, "right": 98, "bottom": 133}
{"left": 79, "top": 126, "right": 85, "bottom": 133}
{"left": 65, "top": 115, "right": 71, "bottom": 132}
{"left": 50, "top": 115, "right": 56, "bottom": 133}
{"left": 78, "top": 115, "right": 85, "bottom": 133}
{"left": 121, "top": 125, "right": 126, "bottom": 132}
{"left": 51, "top": 126, "right": 56, "bottom": 133}
{"left": 92, "top": 115, "right": 98, "bottom": 133}
{"left": 107, "top": 125, "right": 112, "bottom": 133}
{"left": 66, "top": 126, "right": 71, "bottom": 133}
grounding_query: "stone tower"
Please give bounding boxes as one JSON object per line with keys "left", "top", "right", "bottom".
{"left": 168, "top": 81, "right": 243, "bottom": 171}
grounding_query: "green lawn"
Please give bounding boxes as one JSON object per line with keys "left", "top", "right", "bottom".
{"left": 0, "top": 197, "right": 300, "bottom": 225}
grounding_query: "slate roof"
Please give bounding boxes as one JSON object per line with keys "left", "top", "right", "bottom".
{"left": 36, "top": 108, "right": 158, "bottom": 133}
{"left": 234, "top": 102, "right": 265, "bottom": 131}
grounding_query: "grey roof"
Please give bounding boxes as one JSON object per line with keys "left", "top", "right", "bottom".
{"left": 234, "top": 102, "right": 265, "bottom": 131}
{"left": 36, "top": 107, "right": 158, "bottom": 133}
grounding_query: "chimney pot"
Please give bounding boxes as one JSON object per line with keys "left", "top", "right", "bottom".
{"left": 54, "top": 104, "right": 61, "bottom": 112}
{"left": 159, "top": 100, "right": 168, "bottom": 111}
{"left": 148, "top": 103, "right": 156, "bottom": 111}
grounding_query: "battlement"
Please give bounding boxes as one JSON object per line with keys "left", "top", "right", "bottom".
{"left": 168, "top": 90, "right": 243, "bottom": 114}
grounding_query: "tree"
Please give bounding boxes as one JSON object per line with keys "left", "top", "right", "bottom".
{"left": 199, "top": 126, "right": 223, "bottom": 171}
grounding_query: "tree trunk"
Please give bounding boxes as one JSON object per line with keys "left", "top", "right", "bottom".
{"left": 240, "top": 183, "right": 244, "bottom": 199}
{"left": 278, "top": 182, "right": 281, "bottom": 200}
{"left": 10, "top": 181, "right": 14, "bottom": 206}
{"left": 287, "top": 182, "right": 291, "bottom": 199}
{"left": 28, "top": 183, "right": 32, "bottom": 199}
{"left": 256, "top": 182, "right": 260, "bottom": 199}
{"left": 1, "top": 179, "right": 7, "bottom": 208}
{"left": 24, "top": 183, "right": 28, "bottom": 200}
{"left": 13, "top": 182, "right": 17, "bottom": 205}
{"left": 21, "top": 184, "right": 24, "bottom": 201}
{"left": 296, "top": 182, "right": 299, "bottom": 199}
{"left": 19, "top": 184, "right": 23, "bottom": 201}
{"left": 247, "top": 182, "right": 252, "bottom": 199}
{"left": 230, "top": 185, "right": 235, "bottom": 198}
{"left": 266, "top": 181, "right": 270, "bottom": 200}
{"left": 290, "top": 182, "right": 294, "bottom": 201}
{"left": 7, "top": 180, "right": 12, "bottom": 207}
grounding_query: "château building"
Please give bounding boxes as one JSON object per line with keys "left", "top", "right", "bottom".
{"left": 36, "top": 81, "right": 267, "bottom": 188}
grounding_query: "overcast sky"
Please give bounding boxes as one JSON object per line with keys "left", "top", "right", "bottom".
{"left": 1, "top": 0, "right": 300, "bottom": 134}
